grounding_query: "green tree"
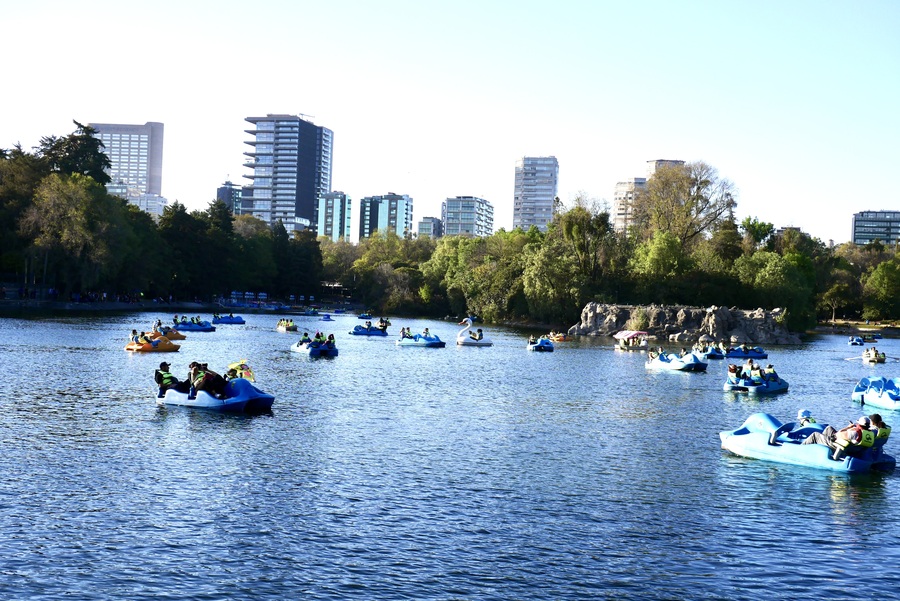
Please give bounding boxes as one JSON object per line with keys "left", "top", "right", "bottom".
{"left": 631, "top": 161, "right": 736, "bottom": 251}
{"left": 733, "top": 250, "right": 815, "bottom": 329}
{"left": 818, "top": 282, "right": 854, "bottom": 323}
{"left": 692, "top": 216, "right": 742, "bottom": 273}
{"left": 38, "top": 121, "right": 111, "bottom": 184}
{"left": 158, "top": 202, "right": 208, "bottom": 297}
{"left": 862, "top": 258, "right": 900, "bottom": 320}
{"left": 199, "top": 200, "right": 238, "bottom": 297}
{"left": 286, "top": 229, "right": 323, "bottom": 301}
{"left": 739, "top": 216, "right": 774, "bottom": 254}
{"left": 233, "top": 215, "right": 276, "bottom": 293}
{"left": 19, "top": 173, "right": 129, "bottom": 295}
{"left": 834, "top": 241, "right": 892, "bottom": 277}
{"left": 0, "top": 145, "right": 48, "bottom": 274}
{"left": 111, "top": 204, "right": 168, "bottom": 296}
{"left": 320, "top": 237, "right": 362, "bottom": 299}
{"left": 630, "top": 231, "right": 690, "bottom": 277}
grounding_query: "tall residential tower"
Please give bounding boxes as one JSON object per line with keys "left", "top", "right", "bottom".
{"left": 318, "top": 192, "right": 353, "bottom": 242}
{"left": 358, "top": 193, "right": 414, "bottom": 239}
{"left": 241, "top": 114, "right": 333, "bottom": 232}
{"left": 513, "top": 156, "right": 558, "bottom": 232}
{"left": 442, "top": 196, "right": 494, "bottom": 237}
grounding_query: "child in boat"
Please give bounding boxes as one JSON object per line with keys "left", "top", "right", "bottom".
{"left": 797, "top": 409, "right": 816, "bottom": 427}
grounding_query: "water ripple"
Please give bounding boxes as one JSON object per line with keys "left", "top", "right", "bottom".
{"left": 0, "top": 315, "right": 898, "bottom": 599}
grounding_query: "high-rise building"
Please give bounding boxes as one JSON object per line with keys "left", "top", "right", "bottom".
{"left": 358, "top": 193, "right": 413, "bottom": 239}
{"left": 513, "top": 156, "right": 558, "bottom": 232}
{"left": 852, "top": 211, "right": 900, "bottom": 245}
{"left": 417, "top": 217, "right": 444, "bottom": 238}
{"left": 216, "top": 180, "right": 243, "bottom": 214}
{"left": 442, "top": 196, "right": 494, "bottom": 237}
{"left": 127, "top": 193, "right": 168, "bottom": 218}
{"left": 612, "top": 178, "right": 646, "bottom": 234}
{"left": 242, "top": 114, "right": 333, "bottom": 233}
{"left": 318, "top": 192, "right": 353, "bottom": 242}
{"left": 89, "top": 121, "right": 164, "bottom": 197}
{"left": 646, "top": 159, "right": 685, "bottom": 177}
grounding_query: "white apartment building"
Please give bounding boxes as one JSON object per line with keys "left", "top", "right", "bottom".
{"left": 513, "top": 156, "right": 558, "bottom": 232}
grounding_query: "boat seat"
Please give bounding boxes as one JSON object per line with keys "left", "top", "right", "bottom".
{"left": 768, "top": 423, "right": 792, "bottom": 445}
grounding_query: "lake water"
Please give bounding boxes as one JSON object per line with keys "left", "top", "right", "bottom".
{"left": 0, "top": 311, "right": 897, "bottom": 600}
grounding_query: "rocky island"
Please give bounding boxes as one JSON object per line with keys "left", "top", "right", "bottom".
{"left": 568, "top": 303, "right": 802, "bottom": 345}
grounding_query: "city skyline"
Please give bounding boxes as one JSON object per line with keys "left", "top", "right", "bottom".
{"left": 4, "top": 0, "right": 899, "bottom": 245}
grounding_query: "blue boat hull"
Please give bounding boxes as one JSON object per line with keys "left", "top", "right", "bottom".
{"left": 720, "top": 412, "right": 895, "bottom": 473}
{"left": 173, "top": 321, "right": 216, "bottom": 332}
{"left": 349, "top": 326, "right": 388, "bottom": 336}
{"left": 212, "top": 316, "right": 245, "bottom": 324}
{"left": 701, "top": 348, "right": 725, "bottom": 360}
{"left": 723, "top": 376, "right": 789, "bottom": 395}
{"left": 527, "top": 340, "right": 555, "bottom": 352}
{"left": 725, "top": 348, "right": 768, "bottom": 359}
{"left": 396, "top": 334, "right": 446, "bottom": 348}
{"left": 291, "top": 341, "right": 339, "bottom": 357}
{"left": 646, "top": 353, "right": 708, "bottom": 371}
{"left": 157, "top": 378, "right": 274, "bottom": 412}
{"left": 852, "top": 377, "right": 900, "bottom": 410}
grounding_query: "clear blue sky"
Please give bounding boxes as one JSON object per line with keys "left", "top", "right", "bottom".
{"left": 4, "top": 0, "right": 899, "bottom": 244}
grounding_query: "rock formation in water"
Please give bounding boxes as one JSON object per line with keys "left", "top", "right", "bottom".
{"left": 568, "top": 303, "right": 802, "bottom": 344}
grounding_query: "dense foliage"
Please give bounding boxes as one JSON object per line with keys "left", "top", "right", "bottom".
{"left": 1, "top": 123, "right": 322, "bottom": 303}
{"left": 3, "top": 124, "right": 899, "bottom": 328}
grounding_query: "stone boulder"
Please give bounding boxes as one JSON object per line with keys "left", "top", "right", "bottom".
{"left": 568, "top": 304, "right": 801, "bottom": 344}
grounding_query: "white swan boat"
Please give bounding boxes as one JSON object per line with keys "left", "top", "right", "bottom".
{"left": 456, "top": 317, "right": 493, "bottom": 347}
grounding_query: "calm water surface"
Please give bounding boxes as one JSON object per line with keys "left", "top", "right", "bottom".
{"left": 1, "top": 312, "right": 898, "bottom": 600}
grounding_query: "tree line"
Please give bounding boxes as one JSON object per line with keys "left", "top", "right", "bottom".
{"left": 2, "top": 122, "right": 898, "bottom": 329}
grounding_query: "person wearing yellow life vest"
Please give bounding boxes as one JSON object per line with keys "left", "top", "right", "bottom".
{"left": 764, "top": 364, "right": 779, "bottom": 382}
{"left": 833, "top": 416, "right": 876, "bottom": 453}
{"left": 155, "top": 361, "right": 190, "bottom": 393}
{"left": 869, "top": 413, "right": 892, "bottom": 441}
{"left": 749, "top": 364, "right": 763, "bottom": 382}
{"left": 188, "top": 362, "right": 226, "bottom": 399}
